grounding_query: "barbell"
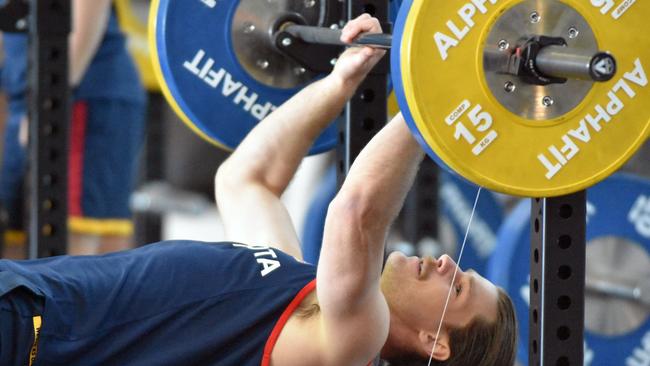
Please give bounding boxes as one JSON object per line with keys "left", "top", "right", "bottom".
{"left": 278, "top": 24, "right": 615, "bottom": 84}
{"left": 150, "top": 0, "right": 650, "bottom": 196}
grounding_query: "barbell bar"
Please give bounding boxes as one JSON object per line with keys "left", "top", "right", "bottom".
{"left": 586, "top": 276, "right": 650, "bottom": 309}
{"left": 280, "top": 24, "right": 393, "bottom": 49}
{"left": 279, "top": 25, "right": 617, "bottom": 83}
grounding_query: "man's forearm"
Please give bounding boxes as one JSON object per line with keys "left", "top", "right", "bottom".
{"left": 317, "top": 114, "right": 423, "bottom": 316}
{"left": 222, "top": 75, "right": 359, "bottom": 195}
{"left": 340, "top": 114, "right": 425, "bottom": 228}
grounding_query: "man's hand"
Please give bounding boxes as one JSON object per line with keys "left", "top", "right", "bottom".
{"left": 330, "top": 14, "right": 386, "bottom": 87}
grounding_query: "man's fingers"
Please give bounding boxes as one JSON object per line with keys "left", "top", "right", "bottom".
{"left": 341, "top": 18, "right": 381, "bottom": 40}
{"left": 340, "top": 14, "right": 383, "bottom": 44}
{"left": 346, "top": 45, "right": 383, "bottom": 64}
{"left": 331, "top": 13, "right": 386, "bottom": 83}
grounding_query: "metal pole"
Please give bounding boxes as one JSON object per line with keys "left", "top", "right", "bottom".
{"left": 27, "top": 0, "right": 71, "bottom": 258}
{"left": 336, "top": 1, "right": 389, "bottom": 187}
{"left": 529, "top": 193, "right": 586, "bottom": 366}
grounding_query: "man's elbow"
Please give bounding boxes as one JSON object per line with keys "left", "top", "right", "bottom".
{"left": 329, "top": 190, "right": 383, "bottom": 230}
{"left": 214, "top": 160, "right": 242, "bottom": 204}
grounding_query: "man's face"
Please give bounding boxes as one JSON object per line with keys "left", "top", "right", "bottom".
{"left": 380, "top": 251, "right": 499, "bottom": 333}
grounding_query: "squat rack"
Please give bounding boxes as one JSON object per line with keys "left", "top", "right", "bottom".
{"left": 0, "top": 0, "right": 70, "bottom": 258}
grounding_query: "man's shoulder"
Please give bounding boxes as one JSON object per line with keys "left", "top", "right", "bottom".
{"left": 271, "top": 288, "right": 387, "bottom": 366}
{"left": 315, "top": 293, "right": 389, "bottom": 366}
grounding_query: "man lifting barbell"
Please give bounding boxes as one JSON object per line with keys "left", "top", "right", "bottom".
{"left": 0, "top": 15, "right": 516, "bottom": 366}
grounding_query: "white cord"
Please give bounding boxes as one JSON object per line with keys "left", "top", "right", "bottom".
{"left": 427, "top": 187, "right": 482, "bottom": 366}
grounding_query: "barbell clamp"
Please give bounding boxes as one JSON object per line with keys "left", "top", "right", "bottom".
{"left": 493, "top": 35, "right": 618, "bottom": 85}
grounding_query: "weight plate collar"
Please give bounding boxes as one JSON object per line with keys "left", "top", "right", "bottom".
{"left": 149, "top": 0, "right": 337, "bottom": 153}
{"left": 393, "top": 0, "right": 650, "bottom": 197}
{"left": 482, "top": 1, "right": 597, "bottom": 120}
{"left": 487, "top": 174, "right": 650, "bottom": 365}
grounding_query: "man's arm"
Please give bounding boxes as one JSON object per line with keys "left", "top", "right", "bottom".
{"left": 316, "top": 114, "right": 425, "bottom": 363}
{"left": 69, "top": 0, "right": 113, "bottom": 86}
{"left": 215, "top": 14, "right": 385, "bottom": 260}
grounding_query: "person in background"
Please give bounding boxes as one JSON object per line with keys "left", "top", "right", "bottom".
{"left": 0, "top": 0, "right": 146, "bottom": 257}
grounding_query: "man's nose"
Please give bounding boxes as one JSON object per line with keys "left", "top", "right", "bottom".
{"left": 441, "top": 254, "right": 458, "bottom": 268}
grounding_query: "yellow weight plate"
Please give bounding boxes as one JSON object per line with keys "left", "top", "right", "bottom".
{"left": 399, "top": 0, "right": 650, "bottom": 197}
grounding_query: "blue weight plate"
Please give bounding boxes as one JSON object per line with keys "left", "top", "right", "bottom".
{"left": 487, "top": 173, "right": 650, "bottom": 365}
{"left": 151, "top": 0, "right": 336, "bottom": 154}
{"left": 440, "top": 171, "right": 504, "bottom": 275}
{"left": 390, "top": 0, "right": 466, "bottom": 179}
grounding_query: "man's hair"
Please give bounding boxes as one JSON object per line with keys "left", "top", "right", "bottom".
{"left": 386, "top": 288, "right": 518, "bottom": 366}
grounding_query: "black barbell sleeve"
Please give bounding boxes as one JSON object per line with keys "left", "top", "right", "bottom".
{"left": 536, "top": 45, "right": 617, "bottom": 82}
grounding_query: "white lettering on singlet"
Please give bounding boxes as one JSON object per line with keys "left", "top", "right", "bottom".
{"left": 232, "top": 244, "right": 282, "bottom": 277}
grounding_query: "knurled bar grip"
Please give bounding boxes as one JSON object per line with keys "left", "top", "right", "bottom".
{"left": 283, "top": 25, "right": 392, "bottom": 49}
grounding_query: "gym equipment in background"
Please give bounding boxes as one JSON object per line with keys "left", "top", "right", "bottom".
{"left": 488, "top": 173, "right": 650, "bottom": 365}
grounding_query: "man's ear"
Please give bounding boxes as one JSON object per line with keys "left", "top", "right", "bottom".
{"left": 417, "top": 329, "right": 451, "bottom": 361}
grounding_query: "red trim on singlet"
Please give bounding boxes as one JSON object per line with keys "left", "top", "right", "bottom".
{"left": 260, "top": 279, "right": 377, "bottom": 366}
{"left": 68, "top": 102, "right": 88, "bottom": 216}
{"left": 261, "top": 279, "right": 317, "bottom": 366}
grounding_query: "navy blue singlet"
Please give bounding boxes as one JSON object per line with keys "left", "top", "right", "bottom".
{"left": 0, "top": 241, "right": 317, "bottom": 365}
